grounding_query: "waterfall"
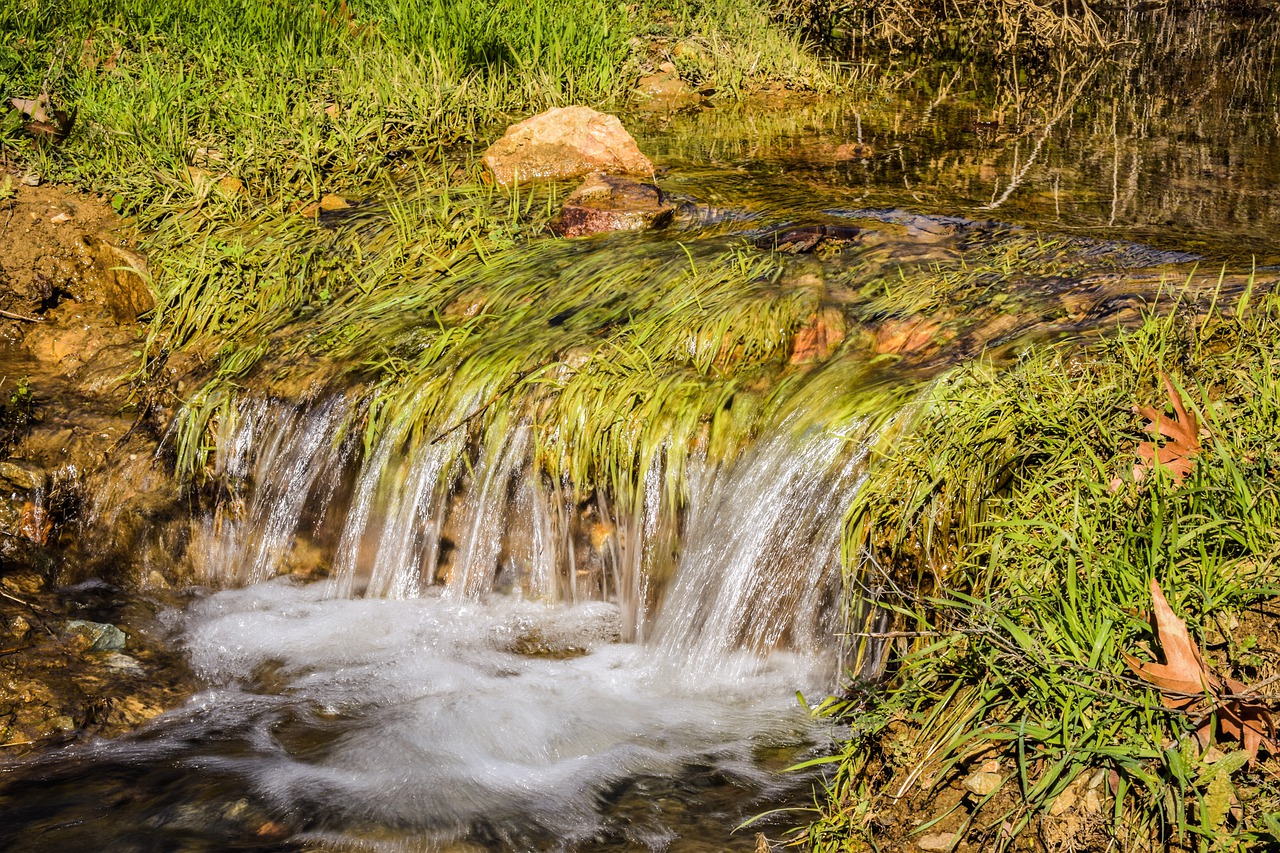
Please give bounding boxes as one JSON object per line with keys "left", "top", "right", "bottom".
{"left": 185, "top": 390, "right": 872, "bottom": 672}
{"left": 188, "top": 396, "right": 353, "bottom": 587}
{"left": 648, "top": 414, "right": 869, "bottom": 679}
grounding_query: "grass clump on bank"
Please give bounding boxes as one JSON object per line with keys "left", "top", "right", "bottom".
{"left": 0, "top": 0, "right": 825, "bottom": 213}
{"left": 813, "top": 288, "right": 1280, "bottom": 851}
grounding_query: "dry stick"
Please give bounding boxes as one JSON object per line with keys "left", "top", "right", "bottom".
{"left": 428, "top": 362, "right": 551, "bottom": 446}
{"left": 0, "top": 309, "right": 42, "bottom": 323}
{"left": 0, "top": 588, "right": 58, "bottom": 636}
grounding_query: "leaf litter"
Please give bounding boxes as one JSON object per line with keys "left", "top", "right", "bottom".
{"left": 1124, "top": 579, "right": 1275, "bottom": 762}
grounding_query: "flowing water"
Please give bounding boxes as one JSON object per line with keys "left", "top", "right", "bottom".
{"left": 4, "top": 10, "right": 1280, "bottom": 852}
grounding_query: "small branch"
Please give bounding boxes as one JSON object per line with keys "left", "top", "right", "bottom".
{"left": 0, "top": 309, "right": 41, "bottom": 323}
{"left": 428, "top": 363, "right": 550, "bottom": 446}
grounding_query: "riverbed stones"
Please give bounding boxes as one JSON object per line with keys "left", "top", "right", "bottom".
{"left": 482, "top": 106, "right": 653, "bottom": 186}
{"left": 554, "top": 173, "right": 675, "bottom": 238}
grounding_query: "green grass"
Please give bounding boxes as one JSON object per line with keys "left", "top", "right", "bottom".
{"left": 0, "top": 0, "right": 825, "bottom": 212}
{"left": 812, "top": 288, "right": 1280, "bottom": 851}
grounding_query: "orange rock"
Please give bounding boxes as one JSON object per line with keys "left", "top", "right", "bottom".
{"left": 790, "top": 308, "right": 847, "bottom": 364}
{"left": 874, "top": 317, "right": 948, "bottom": 355}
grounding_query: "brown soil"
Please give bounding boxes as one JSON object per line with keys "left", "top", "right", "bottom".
{"left": 0, "top": 177, "right": 195, "bottom": 759}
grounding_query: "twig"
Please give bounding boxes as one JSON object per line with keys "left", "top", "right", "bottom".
{"left": 0, "top": 739, "right": 36, "bottom": 749}
{"left": 428, "top": 363, "right": 550, "bottom": 446}
{"left": 0, "top": 309, "right": 42, "bottom": 323}
{"left": 0, "top": 588, "right": 58, "bottom": 635}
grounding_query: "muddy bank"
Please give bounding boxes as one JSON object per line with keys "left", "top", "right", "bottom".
{"left": 1, "top": 178, "right": 196, "bottom": 757}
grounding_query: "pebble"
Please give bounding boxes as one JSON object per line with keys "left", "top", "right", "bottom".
{"left": 917, "top": 831, "right": 957, "bottom": 851}
{"left": 962, "top": 770, "right": 1003, "bottom": 796}
{"left": 100, "top": 652, "right": 146, "bottom": 675}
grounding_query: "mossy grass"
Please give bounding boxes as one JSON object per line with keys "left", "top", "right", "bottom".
{"left": 812, "top": 286, "right": 1280, "bottom": 851}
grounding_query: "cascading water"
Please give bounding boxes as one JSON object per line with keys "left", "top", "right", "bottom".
{"left": 1, "top": 375, "right": 876, "bottom": 851}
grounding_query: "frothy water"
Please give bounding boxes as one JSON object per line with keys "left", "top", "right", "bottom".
{"left": 1, "top": 581, "right": 829, "bottom": 852}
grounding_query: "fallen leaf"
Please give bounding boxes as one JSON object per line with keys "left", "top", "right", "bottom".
{"left": 18, "top": 502, "right": 51, "bottom": 545}
{"left": 1125, "top": 579, "right": 1275, "bottom": 761}
{"left": 11, "top": 93, "right": 76, "bottom": 143}
{"left": 1132, "top": 373, "right": 1203, "bottom": 485}
{"left": 11, "top": 94, "right": 51, "bottom": 124}
{"left": 217, "top": 176, "right": 245, "bottom": 195}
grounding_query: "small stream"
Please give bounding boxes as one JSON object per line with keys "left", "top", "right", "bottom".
{"left": 3, "top": 10, "right": 1280, "bottom": 852}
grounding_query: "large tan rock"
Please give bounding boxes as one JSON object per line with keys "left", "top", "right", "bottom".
{"left": 482, "top": 106, "right": 653, "bottom": 186}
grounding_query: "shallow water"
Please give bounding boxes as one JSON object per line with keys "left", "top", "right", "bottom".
{"left": 1, "top": 583, "right": 825, "bottom": 852}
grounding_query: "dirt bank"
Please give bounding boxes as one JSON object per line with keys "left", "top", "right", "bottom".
{"left": 1, "top": 177, "right": 195, "bottom": 758}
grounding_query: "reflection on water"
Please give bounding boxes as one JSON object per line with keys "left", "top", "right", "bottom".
{"left": 638, "top": 6, "right": 1280, "bottom": 264}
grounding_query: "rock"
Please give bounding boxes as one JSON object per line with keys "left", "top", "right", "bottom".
{"left": 635, "top": 68, "right": 705, "bottom": 111}
{"left": 790, "top": 307, "right": 847, "bottom": 364}
{"left": 962, "top": 770, "right": 1004, "bottom": 797}
{"left": 482, "top": 106, "right": 653, "bottom": 187}
{"left": 0, "top": 460, "right": 45, "bottom": 493}
{"left": 874, "top": 316, "right": 950, "bottom": 355}
{"left": 554, "top": 173, "right": 675, "bottom": 238}
{"left": 917, "top": 832, "right": 957, "bottom": 851}
{"left": 62, "top": 619, "right": 127, "bottom": 651}
{"left": 100, "top": 652, "right": 146, "bottom": 675}
{"left": 754, "top": 224, "right": 862, "bottom": 254}
{"left": 1049, "top": 786, "right": 1078, "bottom": 815}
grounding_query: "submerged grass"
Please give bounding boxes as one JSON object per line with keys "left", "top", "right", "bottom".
{"left": 815, "top": 289, "right": 1280, "bottom": 851}
{"left": 0, "top": 0, "right": 836, "bottom": 506}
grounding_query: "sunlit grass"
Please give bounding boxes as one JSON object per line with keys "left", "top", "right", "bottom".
{"left": 815, "top": 287, "right": 1280, "bottom": 851}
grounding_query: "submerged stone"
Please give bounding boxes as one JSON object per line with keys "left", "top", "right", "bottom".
{"left": 553, "top": 173, "right": 676, "bottom": 238}
{"left": 62, "top": 619, "right": 127, "bottom": 652}
{"left": 635, "top": 63, "right": 706, "bottom": 111}
{"left": 482, "top": 106, "right": 653, "bottom": 186}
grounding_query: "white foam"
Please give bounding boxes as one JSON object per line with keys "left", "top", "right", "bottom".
{"left": 173, "top": 580, "right": 825, "bottom": 848}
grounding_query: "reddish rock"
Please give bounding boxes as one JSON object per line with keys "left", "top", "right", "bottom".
{"left": 874, "top": 316, "right": 952, "bottom": 355}
{"left": 482, "top": 106, "right": 653, "bottom": 186}
{"left": 790, "top": 307, "right": 847, "bottom": 364}
{"left": 554, "top": 173, "right": 675, "bottom": 238}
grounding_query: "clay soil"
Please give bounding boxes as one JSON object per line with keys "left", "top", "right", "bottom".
{"left": 0, "top": 176, "right": 195, "bottom": 760}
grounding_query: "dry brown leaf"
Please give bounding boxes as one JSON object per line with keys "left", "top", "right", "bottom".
{"left": 1133, "top": 373, "right": 1202, "bottom": 484}
{"left": 17, "top": 501, "right": 51, "bottom": 545}
{"left": 10, "top": 93, "right": 76, "bottom": 143}
{"left": 1125, "top": 579, "right": 1275, "bottom": 761}
{"left": 11, "top": 93, "right": 51, "bottom": 124}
